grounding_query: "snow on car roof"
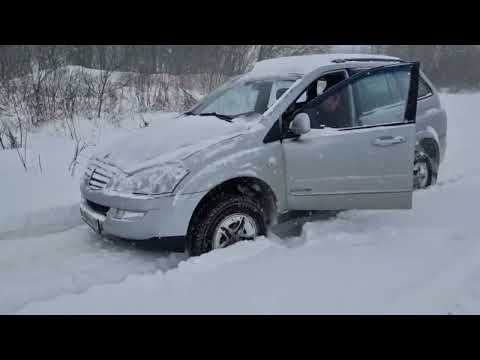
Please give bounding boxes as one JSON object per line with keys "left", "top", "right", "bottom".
{"left": 249, "top": 53, "right": 401, "bottom": 77}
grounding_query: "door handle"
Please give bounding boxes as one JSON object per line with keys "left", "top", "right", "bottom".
{"left": 372, "top": 136, "right": 406, "bottom": 147}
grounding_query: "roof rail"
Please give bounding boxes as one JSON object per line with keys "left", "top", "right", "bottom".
{"left": 332, "top": 58, "right": 404, "bottom": 64}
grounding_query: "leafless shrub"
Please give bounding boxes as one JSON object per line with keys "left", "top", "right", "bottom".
{"left": 0, "top": 131, "right": 5, "bottom": 150}
{"left": 68, "top": 140, "right": 88, "bottom": 176}
{"left": 6, "top": 125, "right": 19, "bottom": 149}
{"left": 10, "top": 123, "right": 28, "bottom": 172}
{"left": 38, "top": 154, "right": 43, "bottom": 174}
{"left": 139, "top": 114, "right": 149, "bottom": 128}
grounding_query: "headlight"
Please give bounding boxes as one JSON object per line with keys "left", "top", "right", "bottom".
{"left": 108, "top": 163, "right": 189, "bottom": 196}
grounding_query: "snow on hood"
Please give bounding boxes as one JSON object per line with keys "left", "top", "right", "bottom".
{"left": 93, "top": 114, "right": 256, "bottom": 174}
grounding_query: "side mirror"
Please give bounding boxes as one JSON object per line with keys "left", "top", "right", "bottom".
{"left": 289, "top": 113, "right": 311, "bottom": 136}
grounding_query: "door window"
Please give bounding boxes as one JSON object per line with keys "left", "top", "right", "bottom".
{"left": 353, "top": 72, "right": 396, "bottom": 115}
{"left": 390, "top": 71, "right": 433, "bottom": 100}
{"left": 307, "top": 84, "right": 355, "bottom": 129}
{"left": 302, "top": 65, "right": 418, "bottom": 129}
{"left": 284, "top": 71, "right": 348, "bottom": 127}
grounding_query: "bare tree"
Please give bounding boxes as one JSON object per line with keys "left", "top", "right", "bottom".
{"left": 79, "top": 46, "right": 123, "bottom": 118}
{"left": 256, "top": 45, "right": 332, "bottom": 61}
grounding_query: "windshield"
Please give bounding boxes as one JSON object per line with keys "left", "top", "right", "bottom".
{"left": 189, "top": 78, "right": 296, "bottom": 118}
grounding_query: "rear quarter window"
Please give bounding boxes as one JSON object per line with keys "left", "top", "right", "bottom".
{"left": 391, "top": 71, "right": 433, "bottom": 100}
{"left": 418, "top": 77, "right": 433, "bottom": 98}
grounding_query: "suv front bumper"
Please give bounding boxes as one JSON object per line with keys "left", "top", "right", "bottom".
{"left": 80, "top": 183, "right": 207, "bottom": 241}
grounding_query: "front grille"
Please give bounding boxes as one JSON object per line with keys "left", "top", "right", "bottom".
{"left": 86, "top": 199, "right": 110, "bottom": 216}
{"left": 84, "top": 160, "right": 117, "bottom": 191}
{"left": 89, "top": 168, "right": 111, "bottom": 190}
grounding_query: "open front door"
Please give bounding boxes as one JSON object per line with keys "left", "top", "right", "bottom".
{"left": 283, "top": 62, "right": 420, "bottom": 211}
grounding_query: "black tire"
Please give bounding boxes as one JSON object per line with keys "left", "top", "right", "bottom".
{"left": 186, "top": 195, "right": 267, "bottom": 256}
{"left": 413, "top": 151, "right": 433, "bottom": 190}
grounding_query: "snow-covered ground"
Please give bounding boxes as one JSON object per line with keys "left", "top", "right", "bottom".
{"left": 1, "top": 93, "right": 479, "bottom": 314}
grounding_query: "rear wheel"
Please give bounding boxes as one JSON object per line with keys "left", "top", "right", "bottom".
{"left": 186, "top": 195, "right": 267, "bottom": 256}
{"left": 413, "top": 151, "right": 433, "bottom": 189}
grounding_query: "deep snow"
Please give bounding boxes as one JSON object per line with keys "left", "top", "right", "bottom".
{"left": 1, "top": 92, "right": 480, "bottom": 314}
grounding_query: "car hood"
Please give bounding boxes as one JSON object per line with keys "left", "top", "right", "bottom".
{"left": 93, "top": 114, "right": 260, "bottom": 174}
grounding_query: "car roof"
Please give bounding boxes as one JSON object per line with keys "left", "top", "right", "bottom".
{"left": 248, "top": 53, "right": 402, "bottom": 78}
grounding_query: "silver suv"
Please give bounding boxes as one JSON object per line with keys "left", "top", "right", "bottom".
{"left": 80, "top": 54, "right": 448, "bottom": 255}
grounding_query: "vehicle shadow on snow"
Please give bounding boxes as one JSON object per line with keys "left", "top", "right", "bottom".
{"left": 270, "top": 210, "right": 341, "bottom": 238}
{"left": 100, "top": 235, "right": 184, "bottom": 253}
{"left": 89, "top": 233, "right": 189, "bottom": 272}
{"left": 90, "top": 210, "right": 342, "bottom": 256}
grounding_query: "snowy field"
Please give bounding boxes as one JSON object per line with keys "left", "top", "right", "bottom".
{"left": 1, "top": 93, "right": 479, "bottom": 314}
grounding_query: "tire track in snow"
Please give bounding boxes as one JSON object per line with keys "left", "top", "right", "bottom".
{"left": 0, "top": 203, "right": 83, "bottom": 241}
{"left": 0, "top": 224, "right": 186, "bottom": 314}
{"left": 380, "top": 176, "right": 480, "bottom": 314}
{"left": 384, "top": 240, "right": 480, "bottom": 314}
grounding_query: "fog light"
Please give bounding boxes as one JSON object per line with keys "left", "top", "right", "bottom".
{"left": 111, "top": 209, "right": 146, "bottom": 220}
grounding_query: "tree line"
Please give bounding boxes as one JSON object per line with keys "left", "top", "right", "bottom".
{"left": 370, "top": 45, "right": 480, "bottom": 91}
{"left": 0, "top": 45, "right": 331, "bottom": 80}
{"left": 2, "top": 45, "right": 478, "bottom": 89}
{"left": 0, "top": 45, "right": 332, "bottom": 144}
{"left": 1, "top": 44, "right": 479, "bottom": 150}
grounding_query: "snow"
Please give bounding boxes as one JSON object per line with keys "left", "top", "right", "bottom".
{"left": 1, "top": 65, "right": 201, "bottom": 124}
{"left": 95, "top": 114, "right": 253, "bottom": 174}
{"left": 0, "top": 226, "right": 185, "bottom": 314}
{"left": 108, "top": 162, "right": 189, "bottom": 196}
{"left": 2, "top": 92, "right": 480, "bottom": 314}
{"left": 0, "top": 116, "right": 130, "bottom": 237}
{"left": 250, "top": 53, "right": 400, "bottom": 77}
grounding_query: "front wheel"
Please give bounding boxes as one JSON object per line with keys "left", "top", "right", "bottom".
{"left": 186, "top": 196, "right": 267, "bottom": 256}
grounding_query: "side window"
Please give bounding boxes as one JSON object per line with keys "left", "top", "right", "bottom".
{"left": 386, "top": 72, "right": 405, "bottom": 103}
{"left": 296, "top": 92, "right": 307, "bottom": 104}
{"left": 305, "top": 67, "right": 413, "bottom": 129}
{"left": 317, "top": 80, "right": 328, "bottom": 94}
{"left": 418, "top": 78, "right": 433, "bottom": 98}
{"left": 306, "top": 84, "right": 355, "bottom": 129}
{"left": 284, "top": 71, "right": 348, "bottom": 126}
{"left": 295, "top": 79, "right": 327, "bottom": 105}
{"left": 353, "top": 73, "right": 395, "bottom": 115}
{"left": 391, "top": 71, "right": 432, "bottom": 100}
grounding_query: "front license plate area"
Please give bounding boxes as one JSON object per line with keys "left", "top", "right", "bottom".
{"left": 81, "top": 208, "right": 102, "bottom": 234}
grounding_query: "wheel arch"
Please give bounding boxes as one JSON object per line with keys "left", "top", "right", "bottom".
{"left": 186, "top": 176, "right": 279, "bottom": 235}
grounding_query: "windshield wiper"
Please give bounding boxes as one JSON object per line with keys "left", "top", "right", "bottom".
{"left": 198, "top": 112, "right": 233, "bottom": 122}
